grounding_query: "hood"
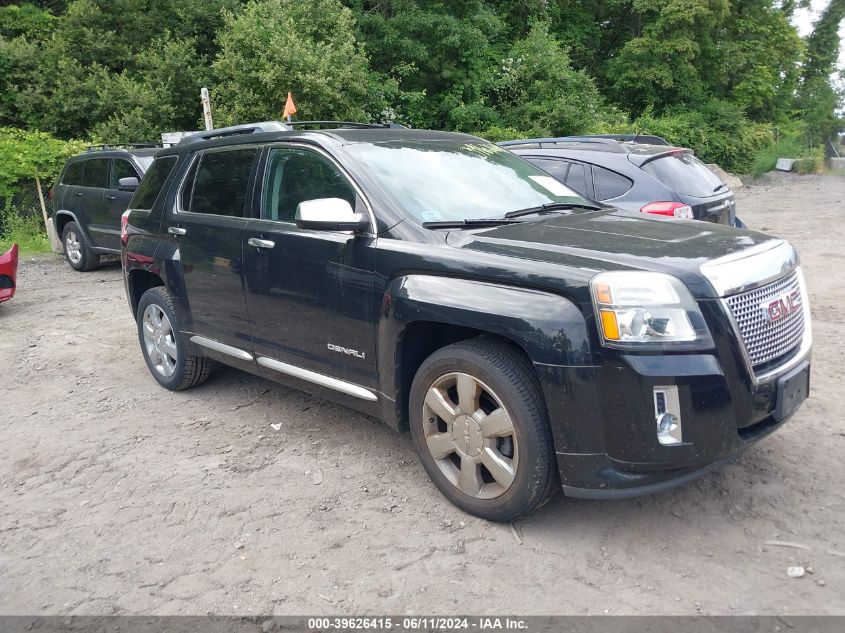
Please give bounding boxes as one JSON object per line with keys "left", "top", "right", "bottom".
{"left": 445, "top": 210, "right": 784, "bottom": 298}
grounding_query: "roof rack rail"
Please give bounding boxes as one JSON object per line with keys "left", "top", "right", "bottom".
{"left": 497, "top": 137, "right": 629, "bottom": 153}
{"left": 86, "top": 143, "right": 162, "bottom": 152}
{"left": 583, "top": 133, "right": 670, "bottom": 146}
{"left": 287, "top": 120, "right": 407, "bottom": 129}
{"left": 178, "top": 121, "right": 291, "bottom": 145}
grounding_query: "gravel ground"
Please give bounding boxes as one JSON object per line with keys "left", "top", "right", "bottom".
{"left": 1, "top": 172, "right": 844, "bottom": 616}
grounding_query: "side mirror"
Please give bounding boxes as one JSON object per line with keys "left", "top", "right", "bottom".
{"left": 295, "top": 198, "right": 368, "bottom": 232}
{"left": 118, "top": 176, "right": 139, "bottom": 192}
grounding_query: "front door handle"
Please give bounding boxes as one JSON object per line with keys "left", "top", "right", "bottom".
{"left": 168, "top": 226, "right": 187, "bottom": 236}
{"left": 248, "top": 237, "right": 275, "bottom": 250}
{"left": 107, "top": 195, "right": 117, "bottom": 201}
{"left": 75, "top": 192, "right": 83, "bottom": 197}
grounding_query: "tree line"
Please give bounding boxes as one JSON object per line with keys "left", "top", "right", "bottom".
{"left": 1, "top": 0, "right": 843, "bottom": 173}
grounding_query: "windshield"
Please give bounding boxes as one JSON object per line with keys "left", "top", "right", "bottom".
{"left": 641, "top": 152, "right": 724, "bottom": 197}
{"left": 346, "top": 140, "right": 590, "bottom": 222}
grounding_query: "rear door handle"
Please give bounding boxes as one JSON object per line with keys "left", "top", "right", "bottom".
{"left": 75, "top": 192, "right": 83, "bottom": 197}
{"left": 107, "top": 195, "right": 117, "bottom": 201}
{"left": 168, "top": 226, "right": 187, "bottom": 236}
{"left": 248, "top": 237, "right": 275, "bottom": 250}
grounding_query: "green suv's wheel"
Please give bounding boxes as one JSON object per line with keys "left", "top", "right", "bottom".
{"left": 136, "top": 287, "right": 213, "bottom": 391}
{"left": 409, "top": 339, "right": 558, "bottom": 521}
{"left": 61, "top": 221, "right": 99, "bottom": 271}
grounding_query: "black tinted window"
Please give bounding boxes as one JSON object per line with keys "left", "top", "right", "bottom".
{"left": 564, "top": 162, "right": 588, "bottom": 197}
{"left": 263, "top": 149, "right": 355, "bottom": 222}
{"left": 111, "top": 159, "right": 139, "bottom": 188}
{"left": 131, "top": 156, "right": 177, "bottom": 210}
{"left": 189, "top": 149, "right": 257, "bottom": 217}
{"left": 592, "top": 165, "right": 633, "bottom": 200}
{"left": 179, "top": 157, "right": 199, "bottom": 211}
{"left": 642, "top": 152, "right": 723, "bottom": 197}
{"left": 528, "top": 158, "right": 570, "bottom": 182}
{"left": 62, "top": 161, "right": 84, "bottom": 185}
{"left": 81, "top": 159, "right": 110, "bottom": 188}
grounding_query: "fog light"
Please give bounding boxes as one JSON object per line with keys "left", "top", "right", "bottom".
{"left": 653, "top": 387, "right": 683, "bottom": 445}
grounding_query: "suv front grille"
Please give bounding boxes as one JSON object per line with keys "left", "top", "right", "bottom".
{"left": 0, "top": 275, "right": 14, "bottom": 289}
{"left": 725, "top": 272, "right": 804, "bottom": 369}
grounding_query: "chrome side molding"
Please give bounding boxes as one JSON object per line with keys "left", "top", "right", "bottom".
{"left": 190, "top": 336, "right": 254, "bottom": 361}
{"left": 256, "top": 356, "right": 378, "bottom": 401}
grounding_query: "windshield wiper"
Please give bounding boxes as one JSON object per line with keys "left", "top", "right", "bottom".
{"left": 504, "top": 201, "right": 604, "bottom": 219}
{"left": 713, "top": 182, "right": 728, "bottom": 192}
{"left": 421, "top": 218, "right": 523, "bottom": 229}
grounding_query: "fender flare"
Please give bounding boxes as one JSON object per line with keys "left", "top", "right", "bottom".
{"left": 53, "top": 210, "right": 91, "bottom": 243}
{"left": 378, "top": 274, "right": 594, "bottom": 426}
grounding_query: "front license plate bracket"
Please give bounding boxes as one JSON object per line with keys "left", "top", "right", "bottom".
{"left": 773, "top": 361, "right": 810, "bottom": 422}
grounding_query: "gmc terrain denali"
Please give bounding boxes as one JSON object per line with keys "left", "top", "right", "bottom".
{"left": 121, "top": 122, "right": 811, "bottom": 521}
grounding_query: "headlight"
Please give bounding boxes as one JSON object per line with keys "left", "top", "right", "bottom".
{"left": 590, "top": 271, "right": 713, "bottom": 350}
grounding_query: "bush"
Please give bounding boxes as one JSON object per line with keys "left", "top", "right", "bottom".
{"left": 0, "top": 198, "right": 50, "bottom": 255}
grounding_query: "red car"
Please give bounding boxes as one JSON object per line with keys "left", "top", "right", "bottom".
{"left": 0, "top": 244, "right": 18, "bottom": 303}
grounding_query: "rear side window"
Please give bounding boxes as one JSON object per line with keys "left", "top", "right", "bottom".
{"left": 528, "top": 158, "right": 570, "bottom": 183}
{"left": 592, "top": 165, "right": 633, "bottom": 200}
{"left": 564, "top": 162, "right": 588, "bottom": 197}
{"left": 82, "top": 159, "right": 110, "bottom": 188}
{"left": 186, "top": 149, "right": 258, "bottom": 217}
{"left": 61, "top": 161, "right": 84, "bottom": 185}
{"left": 131, "top": 156, "right": 178, "bottom": 210}
{"left": 111, "top": 159, "right": 140, "bottom": 188}
{"left": 642, "top": 152, "right": 723, "bottom": 197}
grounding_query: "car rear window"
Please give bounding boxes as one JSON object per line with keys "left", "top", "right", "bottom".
{"left": 592, "top": 165, "right": 633, "bottom": 200}
{"left": 641, "top": 152, "right": 723, "bottom": 197}
{"left": 81, "top": 159, "right": 110, "bottom": 188}
{"left": 186, "top": 149, "right": 257, "bottom": 217}
{"left": 131, "top": 156, "right": 178, "bottom": 210}
{"left": 61, "top": 161, "right": 84, "bottom": 185}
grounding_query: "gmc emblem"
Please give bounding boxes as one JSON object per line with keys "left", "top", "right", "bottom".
{"left": 763, "top": 289, "right": 801, "bottom": 323}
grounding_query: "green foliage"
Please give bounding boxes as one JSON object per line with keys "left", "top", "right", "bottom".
{"left": 0, "top": 127, "right": 86, "bottom": 197}
{"left": 0, "top": 200, "right": 51, "bottom": 256}
{"left": 211, "top": 0, "right": 372, "bottom": 125}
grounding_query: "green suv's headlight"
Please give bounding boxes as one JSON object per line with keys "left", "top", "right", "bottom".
{"left": 590, "top": 271, "right": 713, "bottom": 350}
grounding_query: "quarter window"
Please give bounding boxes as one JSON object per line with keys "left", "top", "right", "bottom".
{"left": 111, "top": 159, "right": 140, "bottom": 189}
{"left": 186, "top": 149, "right": 258, "bottom": 217}
{"left": 131, "top": 156, "right": 178, "bottom": 210}
{"left": 81, "top": 159, "right": 110, "bottom": 188}
{"left": 564, "top": 162, "right": 588, "bottom": 197}
{"left": 529, "top": 158, "right": 570, "bottom": 183}
{"left": 263, "top": 148, "right": 356, "bottom": 222}
{"left": 61, "top": 161, "right": 84, "bottom": 185}
{"left": 592, "top": 166, "right": 633, "bottom": 200}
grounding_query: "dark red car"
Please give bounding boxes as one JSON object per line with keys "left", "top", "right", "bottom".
{"left": 0, "top": 244, "right": 18, "bottom": 303}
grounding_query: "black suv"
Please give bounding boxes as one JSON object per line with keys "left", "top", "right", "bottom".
{"left": 52, "top": 145, "right": 159, "bottom": 271}
{"left": 499, "top": 135, "right": 743, "bottom": 227}
{"left": 122, "top": 123, "right": 811, "bottom": 521}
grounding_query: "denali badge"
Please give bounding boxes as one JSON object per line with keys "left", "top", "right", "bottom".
{"left": 762, "top": 289, "right": 801, "bottom": 323}
{"left": 327, "top": 343, "right": 366, "bottom": 359}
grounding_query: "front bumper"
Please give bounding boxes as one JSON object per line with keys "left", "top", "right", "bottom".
{"left": 535, "top": 344, "right": 810, "bottom": 499}
{"left": 0, "top": 243, "right": 19, "bottom": 303}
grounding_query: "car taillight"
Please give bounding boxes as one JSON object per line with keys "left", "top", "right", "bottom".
{"left": 641, "top": 201, "right": 694, "bottom": 219}
{"left": 120, "top": 209, "right": 131, "bottom": 245}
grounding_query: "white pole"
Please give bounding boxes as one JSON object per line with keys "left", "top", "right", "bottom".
{"left": 201, "top": 87, "right": 214, "bottom": 131}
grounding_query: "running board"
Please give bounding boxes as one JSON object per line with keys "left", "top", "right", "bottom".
{"left": 256, "top": 356, "right": 378, "bottom": 402}
{"left": 190, "top": 336, "right": 254, "bottom": 362}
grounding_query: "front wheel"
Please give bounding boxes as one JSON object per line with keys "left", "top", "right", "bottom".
{"left": 409, "top": 339, "right": 558, "bottom": 521}
{"left": 136, "top": 287, "right": 213, "bottom": 390}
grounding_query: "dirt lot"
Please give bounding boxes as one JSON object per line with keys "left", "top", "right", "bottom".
{"left": 1, "top": 172, "right": 844, "bottom": 616}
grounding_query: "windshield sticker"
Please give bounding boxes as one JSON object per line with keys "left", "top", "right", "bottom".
{"left": 420, "top": 210, "right": 443, "bottom": 221}
{"left": 529, "top": 175, "right": 578, "bottom": 197}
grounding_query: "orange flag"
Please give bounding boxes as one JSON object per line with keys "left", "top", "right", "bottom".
{"left": 283, "top": 92, "right": 297, "bottom": 119}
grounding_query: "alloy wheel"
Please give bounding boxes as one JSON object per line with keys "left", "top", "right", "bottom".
{"left": 65, "top": 231, "right": 82, "bottom": 264}
{"left": 422, "top": 372, "right": 518, "bottom": 500}
{"left": 142, "top": 304, "right": 178, "bottom": 378}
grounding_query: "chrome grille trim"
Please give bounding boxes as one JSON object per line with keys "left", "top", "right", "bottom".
{"left": 724, "top": 270, "right": 805, "bottom": 369}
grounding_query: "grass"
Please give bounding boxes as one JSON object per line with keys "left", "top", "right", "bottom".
{"left": 0, "top": 206, "right": 52, "bottom": 256}
{"left": 751, "top": 137, "right": 823, "bottom": 177}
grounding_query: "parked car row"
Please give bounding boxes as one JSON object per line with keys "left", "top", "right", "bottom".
{"left": 47, "top": 123, "right": 810, "bottom": 521}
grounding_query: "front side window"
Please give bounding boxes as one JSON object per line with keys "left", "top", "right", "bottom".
{"left": 131, "top": 156, "right": 178, "bottom": 210}
{"left": 263, "top": 148, "right": 356, "bottom": 222}
{"left": 184, "top": 149, "right": 257, "bottom": 217}
{"left": 62, "top": 161, "right": 84, "bottom": 185}
{"left": 346, "top": 141, "right": 588, "bottom": 223}
{"left": 81, "top": 159, "right": 110, "bottom": 188}
{"left": 111, "top": 159, "right": 140, "bottom": 188}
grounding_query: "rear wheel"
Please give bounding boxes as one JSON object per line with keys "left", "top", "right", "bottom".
{"left": 409, "top": 339, "right": 558, "bottom": 521}
{"left": 61, "top": 221, "right": 99, "bottom": 271}
{"left": 136, "top": 287, "right": 213, "bottom": 390}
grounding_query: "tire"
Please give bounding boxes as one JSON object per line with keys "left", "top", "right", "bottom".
{"left": 409, "top": 339, "right": 558, "bottom": 521}
{"left": 136, "top": 286, "right": 213, "bottom": 391}
{"left": 61, "top": 221, "right": 100, "bottom": 271}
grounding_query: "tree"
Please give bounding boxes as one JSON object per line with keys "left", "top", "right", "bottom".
{"left": 211, "top": 0, "right": 372, "bottom": 124}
